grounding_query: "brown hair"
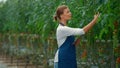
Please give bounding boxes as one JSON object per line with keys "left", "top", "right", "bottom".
{"left": 54, "top": 5, "right": 68, "bottom": 21}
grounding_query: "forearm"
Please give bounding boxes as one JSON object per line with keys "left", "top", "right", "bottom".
{"left": 83, "top": 17, "right": 98, "bottom": 33}
{"left": 73, "top": 37, "right": 80, "bottom": 46}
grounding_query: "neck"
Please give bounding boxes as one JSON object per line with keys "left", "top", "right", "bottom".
{"left": 60, "top": 19, "right": 67, "bottom": 26}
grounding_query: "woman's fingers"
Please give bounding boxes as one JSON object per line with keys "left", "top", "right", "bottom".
{"left": 96, "top": 12, "right": 100, "bottom": 16}
{"left": 94, "top": 12, "right": 100, "bottom": 18}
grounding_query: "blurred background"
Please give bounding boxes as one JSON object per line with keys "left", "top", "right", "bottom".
{"left": 0, "top": 0, "right": 120, "bottom": 68}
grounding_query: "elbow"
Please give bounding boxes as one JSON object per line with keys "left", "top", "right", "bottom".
{"left": 83, "top": 28, "right": 88, "bottom": 33}
{"left": 82, "top": 28, "right": 86, "bottom": 34}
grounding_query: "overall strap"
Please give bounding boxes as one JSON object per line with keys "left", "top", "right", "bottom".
{"left": 59, "top": 22, "right": 65, "bottom": 26}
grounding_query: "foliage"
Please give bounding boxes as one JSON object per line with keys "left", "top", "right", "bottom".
{"left": 0, "top": 0, "right": 119, "bottom": 39}
{"left": 0, "top": 0, "right": 120, "bottom": 68}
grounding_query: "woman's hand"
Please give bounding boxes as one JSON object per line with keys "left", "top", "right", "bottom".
{"left": 83, "top": 12, "right": 100, "bottom": 33}
{"left": 94, "top": 12, "right": 100, "bottom": 20}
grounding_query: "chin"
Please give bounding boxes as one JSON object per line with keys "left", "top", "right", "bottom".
{"left": 68, "top": 18, "right": 71, "bottom": 20}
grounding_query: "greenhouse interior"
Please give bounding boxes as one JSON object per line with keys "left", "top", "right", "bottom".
{"left": 0, "top": 0, "right": 120, "bottom": 68}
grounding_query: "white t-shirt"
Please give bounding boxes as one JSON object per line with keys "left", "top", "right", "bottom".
{"left": 54, "top": 24, "right": 85, "bottom": 62}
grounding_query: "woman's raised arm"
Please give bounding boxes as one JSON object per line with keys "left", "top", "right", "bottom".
{"left": 83, "top": 12, "right": 99, "bottom": 33}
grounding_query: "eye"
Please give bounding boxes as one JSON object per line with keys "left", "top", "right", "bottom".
{"left": 67, "top": 10, "right": 70, "bottom": 13}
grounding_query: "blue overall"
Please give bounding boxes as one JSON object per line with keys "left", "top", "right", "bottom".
{"left": 58, "top": 36, "right": 77, "bottom": 68}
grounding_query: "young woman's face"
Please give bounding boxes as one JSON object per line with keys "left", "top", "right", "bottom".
{"left": 61, "top": 8, "right": 72, "bottom": 20}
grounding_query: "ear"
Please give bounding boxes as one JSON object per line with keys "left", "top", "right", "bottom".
{"left": 60, "top": 14, "right": 64, "bottom": 19}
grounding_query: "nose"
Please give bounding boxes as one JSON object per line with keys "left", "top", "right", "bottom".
{"left": 70, "top": 12, "right": 72, "bottom": 16}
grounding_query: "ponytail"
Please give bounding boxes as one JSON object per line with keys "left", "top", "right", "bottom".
{"left": 54, "top": 15, "right": 58, "bottom": 21}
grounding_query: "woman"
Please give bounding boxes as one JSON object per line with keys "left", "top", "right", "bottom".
{"left": 54, "top": 5, "right": 99, "bottom": 68}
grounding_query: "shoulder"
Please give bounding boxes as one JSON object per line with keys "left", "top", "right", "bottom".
{"left": 57, "top": 25, "right": 66, "bottom": 30}
{"left": 57, "top": 25, "right": 71, "bottom": 32}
